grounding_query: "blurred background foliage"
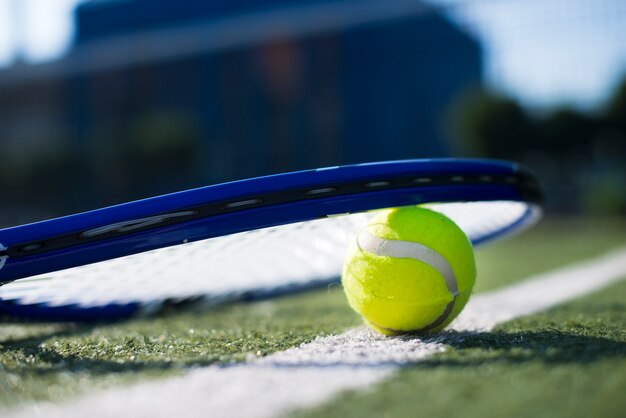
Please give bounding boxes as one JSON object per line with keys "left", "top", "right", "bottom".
{"left": 448, "top": 76, "right": 626, "bottom": 215}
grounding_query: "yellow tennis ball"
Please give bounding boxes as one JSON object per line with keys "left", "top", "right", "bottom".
{"left": 342, "top": 206, "right": 476, "bottom": 335}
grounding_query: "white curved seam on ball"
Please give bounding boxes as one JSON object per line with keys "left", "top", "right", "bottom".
{"left": 356, "top": 230, "right": 460, "bottom": 296}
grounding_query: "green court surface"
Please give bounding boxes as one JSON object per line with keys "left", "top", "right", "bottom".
{"left": 1, "top": 218, "right": 625, "bottom": 411}
{"left": 293, "top": 279, "right": 626, "bottom": 418}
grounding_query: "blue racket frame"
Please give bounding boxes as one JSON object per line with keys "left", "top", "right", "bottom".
{"left": 0, "top": 159, "right": 542, "bottom": 287}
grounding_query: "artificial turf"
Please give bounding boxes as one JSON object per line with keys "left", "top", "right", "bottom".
{"left": 0, "top": 288, "right": 358, "bottom": 408}
{"left": 0, "top": 218, "right": 624, "bottom": 410}
{"left": 292, "top": 278, "right": 626, "bottom": 418}
{"left": 473, "top": 217, "right": 626, "bottom": 292}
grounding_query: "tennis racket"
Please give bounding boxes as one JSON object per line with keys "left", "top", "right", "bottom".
{"left": 0, "top": 158, "right": 542, "bottom": 321}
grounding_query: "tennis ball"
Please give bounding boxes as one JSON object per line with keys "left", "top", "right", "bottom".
{"left": 342, "top": 206, "right": 476, "bottom": 335}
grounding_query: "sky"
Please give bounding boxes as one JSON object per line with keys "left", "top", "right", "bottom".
{"left": 0, "top": 0, "right": 626, "bottom": 109}
{"left": 0, "top": 0, "right": 82, "bottom": 63}
{"left": 442, "top": 0, "right": 626, "bottom": 109}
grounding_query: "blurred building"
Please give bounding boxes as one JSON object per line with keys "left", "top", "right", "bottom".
{"left": 0, "top": 0, "right": 481, "bottom": 214}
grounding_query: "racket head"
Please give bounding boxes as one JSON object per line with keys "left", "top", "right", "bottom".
{"left": 0, "top": 158, "right": 540, "bottom": 283}
{"left": 0, "top": 158, "right": 542, "bottom": 321}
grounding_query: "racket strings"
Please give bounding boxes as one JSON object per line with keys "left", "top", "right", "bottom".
{"left": 0, "top": 201, "right": 538, "bottom": 318}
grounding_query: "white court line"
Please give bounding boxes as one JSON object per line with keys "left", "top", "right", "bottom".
{"left": 8, "top": 247, "right": 626, "bottom": 418}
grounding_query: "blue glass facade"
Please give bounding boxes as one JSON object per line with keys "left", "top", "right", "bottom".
{"left": 0, "top": 0, "right": 482, "bottom": 211}
{"left": 70, "top": 0, "right": 482, "bottom": 178}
